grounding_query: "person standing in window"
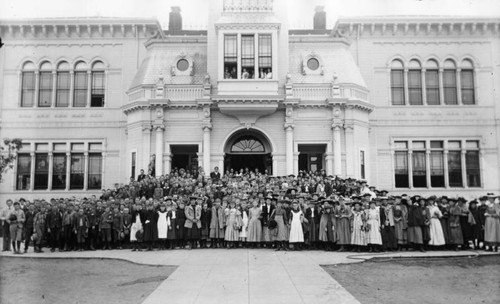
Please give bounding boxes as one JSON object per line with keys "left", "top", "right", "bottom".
{"left": 241, "top": 69, "right": 249, "bottom": 79}
{"left": 265, "top": 69, "right": 273, "bottom": 79}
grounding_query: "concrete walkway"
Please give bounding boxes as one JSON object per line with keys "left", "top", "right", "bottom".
{"left": 1, "top": 247, "right": 497, "bottom": 304}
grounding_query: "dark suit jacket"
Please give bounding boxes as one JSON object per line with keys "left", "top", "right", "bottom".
{"left": 210, "top": 171, "right": 221, "bottom": 182}
{"left": 261, "top": 204, "right": 275, "bottom": 226}
{"left": 305, "top": 207, "right": 321, "bottom": 225}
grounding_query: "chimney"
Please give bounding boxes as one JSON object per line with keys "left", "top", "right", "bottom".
{"left": 313, "top": 6, "right": 326, "bottom": 30}
{"left": 169, "top": 6, "right": 182, "bottom": 31}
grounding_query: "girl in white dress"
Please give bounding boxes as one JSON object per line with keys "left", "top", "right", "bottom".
{"left": 428, "top": 204, "right": 445, "bottom": 246}
{"left": 157, "top": 204, "right": 168, "bottom": 250}
{"left": 289, "top": 201, "right": 304, "bottom": 250}
{"left": 130, "top": 204, "right": 143, "bottom": 251}
{"left": 239, "top": 201, "right": 249, "bottom": 246}
{"left": 365, "top": 201, "right": 382, "bottom": 252}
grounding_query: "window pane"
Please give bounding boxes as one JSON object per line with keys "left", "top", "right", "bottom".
{"left": 443, "top": 70, "right": 457, "bottom": 105}
{"left": 412, "top": 141, "right": 425, "bottom": 149}
{"left": 88, "top": 153, "right": 102, "bottom": 189}
{"left": 430, "top": 141, "right": 443, "bottom": 149}
{"left": 258, "top": 34, "right": 272, "bottom": 78}
{"left": 466, "top": 141, "right": 479, "bottom": 149}
{"left": 461, "top": 70, "right": 475, "bottom": 105}
{"left": 448, "top": 151, "right": 463, "bottom": 187}
{"left": 34, "top": 153, "right": 49, "bottom": 190}
{"left": 466, "top": 151, "right": 480, "bottom": 187}
{"left": 425, "top": 70, "right": 440, "bottom": 105}
{"left": 408, "top": 70, "right": 422, "bottom": 105}
{"left": 52, "top": 154, "right": 67, "bottom": 190}
{"left": 21, "top": 72, "right": 35, "bottom": 107}
{"left": 73, "top": 71, "right": 88, "bottom": 107}
{"left": 394, "top": 141, "right": 408, "bottom": 149}
{"left": 70, "top": 153, "right": 84, "bottom": 189}
{"left": 394, "top": 151, "right": 409, "bottom": 188}
{"left": 412, "top": 151, "right": 426, "bottom": 187}
{"left": 56, "top": 72, "right": 70, "bottom": 107}
{"left": 448, "top": 141, "right": 461, "bottom": 149}
{"left": 430, "top": 151, "right": 445, "bottom": 187}
{"left": 16, "top": 154, "right": 31, "bottom": 190}
{"left": 241, "top": 35, "right": 255, "bottom": 79}
{"left": 38, "top": 72, "right": 52, "bottom": 107}
{"left": 91, "top": 71, "right": 105, "bottom": 107}
{"left": 391, "top": 70, "right": 405, "bottom": 105}
{"left": 224, "top": 34, "right": 237, "bottom": 79}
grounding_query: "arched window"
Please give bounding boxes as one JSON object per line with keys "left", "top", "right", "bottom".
{"left": 443, "top": 59, "right": 457, "bottom": 105}
{"left": 230, "top": 137, "right": 265, "bottom": 153}
{"left": 461, "top": 59, "right": 475, "bottom": 105}
{"left": 408, "top": 60, "right": 422, "bottom": 105}
{"left": 390, "top": 59, "right": 405, "bottom": 105}
{"left": 91, "top": 61, "right": 105, "bottom": 107}
{"left": 38, "top": 61, "right": 53, "bottom": 107}
{"left": 73, "top": 61, "right": 88, "bottom": 107}
{"left": 56, "top": 61, "right": 70, "bottom": 107}
{"left": 425, "top": 59, "right": 440, "bottom": 105}
{"left": 20, "top": 61, "right": 36, "bottom": 107}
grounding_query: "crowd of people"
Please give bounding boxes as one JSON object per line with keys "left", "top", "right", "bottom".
{"left": 1, "top": 166, "right": 500, "bottom": 255}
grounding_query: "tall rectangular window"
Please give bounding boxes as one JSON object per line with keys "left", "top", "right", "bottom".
{"left": 56, "top": 71, "right": 70, "bottom": 107}
{"left": 91, "top": 71, "right": 105, "bottom": 107}
{"left": 412, "top": 141, "right": 426, "bottom": 187}
{"left": 241, "top": 34, "right": 255, "bottom": 79}
{"left": 70, "top": 153, "right": 85, "bottom": 189}
{"left": 448, "top": 147, "right": 463, "bottom": 187}
{"left": 131, "top": 152, "right": 136, "bottom": 179}
{"left": 360, "top": 150, "right": 365, "bottom": 180}
{"left": 16, "top": 154, "right": 31, "bottom": 190}
{"left": 223, "top": 34, "right": 237, "bottom": 79}
{"left": 73, "top": 71, "right": 88, "bottom": 107}
{"left": 52, "top": 154, "right": 67, "bottom": 190}
{"left": 34, "top": 153, "right": 49, "bottom": 190}
{"left": 21, "top": 71, "right": 35, "bottom": 107}
{"left": 390, "top": 70, "right": 405, "bottom": 105}
{"left": 408, "top": 70, "right": 423, "bottom": 105}
{"left": 88, "top": 153, "right": 102, "bottom": 190}
{"left": 443, "top": 70, "right": 458, "bottom": 105}
{"left": 425, "top": 69, "right": 440, "bottom": 105}
{"left": 394, "top": 141, "right": 409, "bottom": 188}
{"left": 430, "top": 141, "right": 444, "bottom": 187}
{"left": 466, "top": 141, "right": 480, "bottom": 187}
{"left": 38, "top": 72, "right": 52, "bottom": 107}
{"left": 461, "top": 70, "right": 475, "bottom": 105}
{"left": 258, "top": 34, "right": 272, "bottom": 79}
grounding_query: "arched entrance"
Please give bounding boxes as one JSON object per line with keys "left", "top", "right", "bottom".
{"left": 224, "top": 130, "right": 273, "bottom": 175}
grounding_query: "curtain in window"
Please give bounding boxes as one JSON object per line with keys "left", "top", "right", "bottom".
{"left": 70, "top": 153, "right": 84, "bottom": 189}
{"left": 425, "top": 70, "right": 440, "bottom": 105}
{"left": 73, "top": 72, "right": 88, "bottom": 107}
{"left": 88, "top": 153, "right": 102, "bottom": 189}
{"left": 466, "top": 151, "right": 480, "bottom": 187}
{"left": 38, "top": 72, "right": 52, "bottom": 107}
{"left": 34, "top": 153, "right": 49, "bottom": 190}
{"left": 16, "top": 154, "right": 31, "bottom": 190}
{"left": 391, "top": 70, "right": 405, "bottom": 105}
{"left": 408, "top": 70, "right": 423, "bottom": 105}
{"left": 430, "top": 151, "right": 445, "bottom": 187}
{"left": 91, "top": 71, "right": 105, "bottom": 107}
{"left": 52, "top": 154, "right": 67, "bottom": 190}
{"left": 448, "top": 151, "right": 463, "bottom": 187}
{"left": 443, "top": 70, "right": 457, "bottom": 105}
{"left": 56, "top": 72, "right": 70, "bottom": 107}
{"left": 394, "top": 151, "right": 409, "bottom": 188}
{"left": 461, "top": 70, "right": 475, "bottom": 105}
{"left": 412, "top": 151, "right": 426, "bottom": 187}
{"left": 258, "top": 34, "right": 272, "bottom": 69}
{"left": 21, "top": 72, "right": 35, "bottom": 107}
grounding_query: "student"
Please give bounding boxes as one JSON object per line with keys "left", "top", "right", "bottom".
{"left": 73, "top": 208, "right": 89, "bottom": 251}
{"left": 239, "top": 200, "right": 249, "bottom": 247}
{"left": 350, "top": 201, "right": 367, "bottom": 252}
{"left": 224, "top": 200, "right": 242, "bottom": 248}
{"left": 130, "top": 204, "right": 144, "bottom": 251}
{"left": 122, "top": 207, "right": 132, "bottom": 249}
{"left": 407, "top": 198, "right": 426, "bottom": 252}
{"left": 247, "top": 198, "right": 262, "bottom": 248}
{"left": 261, "top": 195, "right": 274, "bottom": 248}
{"left": 32, "top": 204, "right": 47, "bottom": 253}
{"left": 210, "top": 199, "right": 225, "bottom": 248}
{"left": 271, "top": 199, "right": 288, "bottom": 251}
{"left": 7, "top": 202, "right": 25, "bottom": 254}
{"left": 365, "top": 201, "right": 382, "bottom": 252}
{"left": 393, "top": 198, "right": 408, "bottom": 250}
{"left": 483, "top": 199, "right": 500, "bottom": 252}
{"left": 448, "top": 199, "right": 464, "bottom": 251}
{"left": 23, "top": 204, "right": 35, "bottom": 253}
{"left": 166, "top": 201, "right": 177, "bottom": 249}
{"left": 289, "top": 200, "right": 304, "bottom": 250}
{"left": 335, "top": 201, "right": 352, "bottom": 252}
{"left": 99, "top": 205, "right": 113, "bottom": 250}
{"left": 319, "top": 202, "right": 336, "bottom": 251}
{"left": 157, "top": 203, "right": 168, "bottom": 250}
{"left": 112, "top": 206, "right": 123, "bottom": 249}
{"left": 184, "top": 196, "right": 202, "bottom": 250}
{"left": 143, "top": 201, "right": 158, "bottom": 251}
{"left": 428, "top": 200, "right": 445, "bottom": 248}
{"left": 200, "top": 202, "right": 211, "bottom": 248}
{"left": 62, "top": 204, "right": 75, "bottom": 251}
{"left": 176, "top": 201, "right": 187, "bottom": 249}
{"left": 305, "top": 200, "right": 320, "bottom": 249}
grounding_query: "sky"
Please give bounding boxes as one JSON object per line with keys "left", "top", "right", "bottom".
{"left": 0, "top": 0, "right": 499, "bottom": 29}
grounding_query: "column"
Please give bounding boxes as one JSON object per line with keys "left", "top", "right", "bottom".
{"left": 203, "top": 125, "right": 212, "bottom": 176}
{"left": 332, "top": 125, "right": 342, "bottom": 177}
{"left": 65, "top": 152, "right": 71, "bottom": 191}
{"left": 403, "top": 68, "right": 409, "bottom": 105}
{"left": 425, "top": 150, "right": 431, "bottom": 188}
{"left": 285, "top": 124, "right": 294, "bottom": 175}
{"left": 456, "top": 68, "right": 462, "bottom": 105}
{"left": 443, "top": 150, "right": 449, "bottom": 188}
{"left": 165, "top": 153, "right": 172, "bottom": 175}
{"left": 86, "top": 70, "right": 92, "bottom": 107}
{"left": 421, "top": 68, "right": 427, "bottom": 105}
{"left": 29, "top": 152, "right": 35, "bottom": 191}
{"left": 461, "top": 148, "right": 467, "bottom": 188}
{"left": 344, "top": 125, "right": 355, "bottom": 177}
{"left": 34, "top": 71, "right": 40, "bottom": 108}
{"left": 142, "top": 125, "right": 152, "bottom": 173}
{"left": 83, "top": 152, "right": 89, "bottom": 190}
{"left": 408, "top": 151, "right": 414, "bottom": 188}
{"left": 155, "top": 125, "right": 164, "bottom": 177}
{"left": 51, "top": 71, "right": 57, "bottom": 107}
{"left": 48, "top": 152, "right": 54, "bottom": 190}
{"left": 438, "top": 68, "right": 444, "bottom": 105}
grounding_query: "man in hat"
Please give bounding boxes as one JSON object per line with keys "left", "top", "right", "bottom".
{"left": 210, "top": 198, "right": 225, "bottom": 248}
{"left": 260, "top": 195, "right": 275, "bottom": 248}
{"left": 304, "top": 200, "right": 320, "bottom": 249}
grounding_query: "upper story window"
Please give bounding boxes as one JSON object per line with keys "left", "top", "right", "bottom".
{"left": 19, "top": 59, "right": 106, "bottom": 108}
{"left": 223, "top": 33, "right": 273, "bottom": 80}
{"left": 390, "top": 57, "right": 476, "bottom": 106}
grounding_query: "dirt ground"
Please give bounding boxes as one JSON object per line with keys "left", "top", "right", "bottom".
{"left": 323, "top": 255, "right": 500, "bottom": 304}
{"left": 0, "top": 257, "right": 176, "bottom": 304}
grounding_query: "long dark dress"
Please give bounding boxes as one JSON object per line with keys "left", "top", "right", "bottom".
{"left": 167, "top": 210, "right": 177, "bottom": 240}
{"left": 438, "top": 205, "right": 450, "bottom": 244}
{"left": 449, "top": 206, "right": 464, "bottom": 245}
{"left": 176, "top": 208, "right": 186, "bottom": 241}
{"left": 143, "top": 209, "right": 158, "bottom": 242}
{"left": 407, "top": 205, "right": 424, "bottom": 244}
{"left": 200, "top": 208, "right": 211, "bottom": 240}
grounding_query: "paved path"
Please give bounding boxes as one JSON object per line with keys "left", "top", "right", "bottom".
{"left": 1, "top": 247, "right": 497, "bottom": 304}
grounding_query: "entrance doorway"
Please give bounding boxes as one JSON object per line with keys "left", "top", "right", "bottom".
{"left": 298, "top": 144, "right": 326, "bottom": 173}
{"left": 170, "top": 145, "right": 199, "bottom": 173}
{"left": 224, "top": 130, "right": 273, "bottom": 175}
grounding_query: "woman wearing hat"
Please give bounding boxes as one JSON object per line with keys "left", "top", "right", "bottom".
{"left": 350, "top": 201, "right": 367, "bottom": 252}
{"left": 143, "top": 202, "right": 158, "bottom": 251}
{"left": 224, "top": 200, "right": 242, "bottom": 248}
{"left": 288, "top": 200, "right": 305, "bottom": 250}
{"left": 407, "top": 199, "right": 426, "bottom": 252}
{"left": 184, "top": 196, "right": 202, "bottom": 250}
{"left": 271, "top": 199, "right": 288, "bottom": 251}
{"left": 365, "top": 200, "right": 382, "bottom": 252}
{"left": 335, "top": 201, "right": 352, "bottom": 252}
{"left": 484, "top": 199, "right": 500, "bottom": 252}
{"left": 156, "top": 203, "right": 168, "bottom": 250}
{"left": 247, "top": 198, "right": 262, "bottom": 248}
{"left": 448, "top": 199, "right": 464, "bottom": 250}
{"left": 319, "top": 202, "right": 336, "bottom": 251}
{"left": 130, "top": 204, "right": 144, "bottom": 251}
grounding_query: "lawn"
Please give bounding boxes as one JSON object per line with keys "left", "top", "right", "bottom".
{"left": 0, "top": 257, "right": 176, "bottom": 304}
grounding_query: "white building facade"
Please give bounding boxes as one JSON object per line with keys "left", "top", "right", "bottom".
{"left": 0, "top": 0, "right": 499, "bottom": 202}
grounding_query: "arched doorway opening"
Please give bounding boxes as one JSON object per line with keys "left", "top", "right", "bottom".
{"left": 224, "top": 130, "right": 273, "bottom": 175}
